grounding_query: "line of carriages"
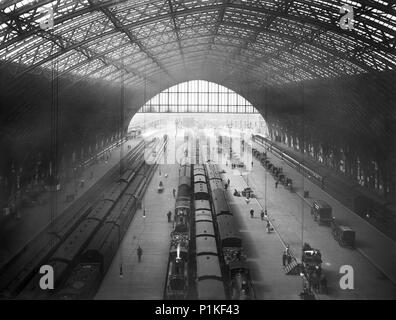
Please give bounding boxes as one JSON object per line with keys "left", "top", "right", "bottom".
{"left": 0, "top": 140, "right": 144, "bottom": 297}
{"left": 17, "top": 137, "right": 167, "bottom": 299}
{"left": 0, "top": 139, "right": 148, "bottom": 298}
{"left": 252, "top": 134, "right": 323, "bottom": 184}
{"left": 195, "top": 163, "right": 254, "bottom": 300}
{"left": 252, "top": 147, "right": 293, "bottom": 191}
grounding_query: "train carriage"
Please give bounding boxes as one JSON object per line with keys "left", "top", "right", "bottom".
{"left": 196, "top": 255, "right": 225, "bottom": 300}
{"left": 206, "top": 164, "right": 222, "bottom": 181}
{"left": 81, "top": 223, "right": 120, "bottom": 274}
{"left": 195, "top": 221, "right": 215, "bottom": 237}
{"left": 196, "top": 254, "right": 223, "bottom": 281}
{"left": 194, "top": 199, "right": 211, "bottom": 212}
{"left": 196, "top": 236, "right": 218, "bottom": 256}
{"left": 51, "top": 218, "right": 102, "bottom": 263}
{"left": 89, "top": 198, "right": 116, "bottom": 221}
{"left": 211, "top": 189, "right": 230, "bottom": 216}
{"left": 195, "top": 209, "right": 213, "bottom": 223}
{"left": 194, "top": 182, "right": 209, "bottom": 200}
{"left": 197, "top": 279, "right": 226, "bottom": 300}
{"left": 102, "top": 181, "right": 128, "bottom": 203}
{"left": 179, "top": 164, "right": 192, "bottom": 179}
{"left": 216, "top": 214, "right": 242, "bottom": 248}
{"left": 209, "top": 179, "right": 223, "bottom": 192}
{"left": 193, "top": 175, "right": 207, "bottom": 183}
{"left": 56, "top": 263, "right": 102, "bottom": 300}
{"left": 193, "top": 166, "right": 206, "bottom": 176}
{"left": 193, "top": 164, "right": 205, "bottom": 175}
{"left": 118, "top": 169, "right": 134, "bottom": 184}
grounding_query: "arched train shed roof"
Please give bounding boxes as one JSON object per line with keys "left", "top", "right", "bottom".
{"left": 0, "top": 0, "right": 395, "bottom": 91}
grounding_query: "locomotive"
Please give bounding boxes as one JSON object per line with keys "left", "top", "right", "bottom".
{"left": 165, "top": 164, "right": 192, "bottom": 299}
{"left": 166, "top": 234, "right": 189, "bottom": 299}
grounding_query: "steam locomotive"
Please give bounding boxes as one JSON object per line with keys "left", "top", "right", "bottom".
{"left": 165, "top": 164, "right": 192, "bottom": 299}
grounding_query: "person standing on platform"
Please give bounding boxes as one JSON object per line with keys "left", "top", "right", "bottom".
{"left": 250, "top": 208, "right": 254, "bottom": 218}
{"left": 167, "top": 210, "right": 172, "bottom": 222}
{"left": 266, "top": 221, "right": 272, "bottom": 233}
{"left": 137, "top": 246, "right": 143, "bottom": 262}
{"left": 282, "top": 251, "right": 287, "bottom": 266}
{"left": 173, "top": 188, "right": 176, "bottom": 198}
{"left": 260, "top": 210, "right": 264, "bottom": 220}
{"left": 275, "top": 180, "right": 279, "bottom": 188}
{"left": 227, "top": 178, "right": 230, "bottom": 186}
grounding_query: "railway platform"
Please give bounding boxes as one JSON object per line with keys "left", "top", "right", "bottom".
{"left": 95, "top": 163, "right": 177, "bottom": 299}
{"left": 245, "top": 139, "right": 396, "bottom": 299}
{"left": 218, "top": 164, "right": 303, "bottom": 300}
{"left": 0, "top": 138, "right": 142, "bottom": 270}
{"left": 258, "top": 138, "right": 396, "bottom": 242}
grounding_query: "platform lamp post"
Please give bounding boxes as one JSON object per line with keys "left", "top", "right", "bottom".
{"left": 118, "top": 220, "right": 123, "bottom": 279}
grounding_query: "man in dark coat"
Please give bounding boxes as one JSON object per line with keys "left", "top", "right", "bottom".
{"left": 137, "top": 246, "right": 143, "bottom": 262}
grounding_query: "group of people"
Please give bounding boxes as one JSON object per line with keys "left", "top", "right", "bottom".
{"left": 249, "top": 208, "right": 272, "bottom": 232}
{"left": 282, "top": 245, "right": 293, "bottom": 266}
{"left": 305, "top": 270, "right": 328, "bottom": 295}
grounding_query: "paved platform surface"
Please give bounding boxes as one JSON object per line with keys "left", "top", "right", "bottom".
{"left": 246, "top": 140, "right": 396, "bottom": 299}
{"left": 0, "top": 138, "right": 141, "bottom": 269}
{"left": 220, "top": 164, "right": 302, "bottom": 300}
{"left": 95, "top": 162, "right": 176, "bottom": 300}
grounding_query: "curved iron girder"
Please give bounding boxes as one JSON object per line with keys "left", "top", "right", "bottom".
{"left": 80, "top": 28, "right": 361, "bottom": 82}
{"left": 87, "top": 0, "right": 175, "bottom": 82}
{"left": 155, "top": 43, "right": 317, "bottom": 80}
{"left": 52, "top": 32, "right": 322, "bottom": 85}
{"left": 7, "top": 16, "right": 372, "bottom": 86}
{"left": 68, "top": 39, "right": 296, "bottom": 87}
{"left": 2, "top": 0, "right": 394, "bottom": 91}
{"left": 81, "top": 53, "right": 279, "bottom": 92}
{"left": 2, "top": 0, "right": 394, "bottom": 24}
{"left": 10, "top": 16, "right": 372, "bottom": 86}
{"left": 1, "top": 1, "right": 394, "bottom": 57}
{"left": 167, "top": 0, "right": 186, "bottom": 70}
{"left": 80, "top": 20, "right": 370, "bottom": 76}
{"left": 3, "top": 14, "right": 160, "bottom": 85}
{"left": 153, "top": 56, "right": 280, "bottom": 86}
{"left": 112, "top": 56, "right": 278, "bottom": 90}
{"left": 141, "top": 48, "right": 290, "bottom": 83}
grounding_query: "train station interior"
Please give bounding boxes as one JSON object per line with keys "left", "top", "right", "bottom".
{"left": 0, "top": 0, "right": 395, "bottom": 301}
